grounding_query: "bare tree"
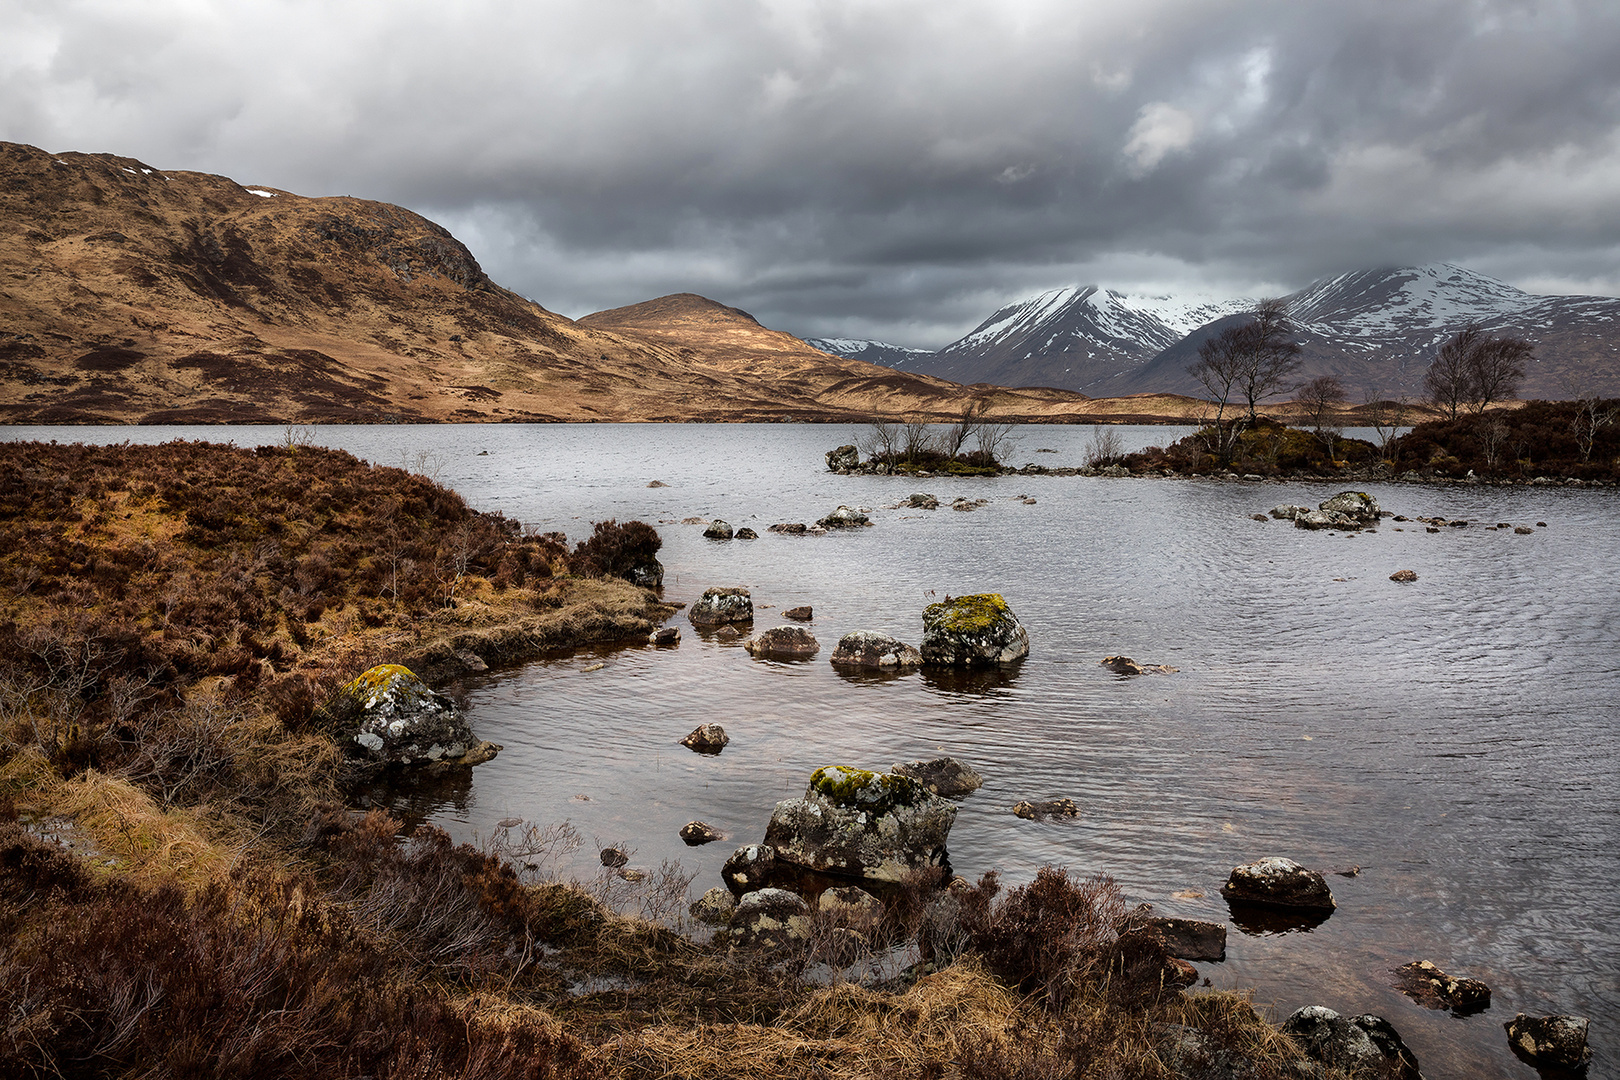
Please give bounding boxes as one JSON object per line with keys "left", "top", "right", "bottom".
{"left": 1364, "top": 390, "right": 1410, "bottom": 465}
{"left": 942, "top": 400, "right": 987, "bottom": 459}
{"left": 900, "top": 414, "right": 937, "bottom": 464}
{"left": 857, "top": 419, "right": 900, "bottom": 464}
{"left": 1237, "top": 298, "right": 1304, "bottom": 423}
{"left": 1295, "top": 375, "right": 1347, "bottom": 462}
{"left": 1424, "top": 326, "right": 1531, "bottom": 418}
{"left": 1082, "top": 426, "right": 1126, "bottom": 467}
{"left": 1187, "top": 324, "right": 1248, "bottom": 464}
{"left": 1570, "top": 387, "right": 1620, "bottom": 463}
{"left": 974, "top": 420, "right": 1017, "bottom": 466}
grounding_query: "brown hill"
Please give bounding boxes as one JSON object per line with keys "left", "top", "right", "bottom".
{"left": 0, "top": 143, "right": 1107, "bottom": 424}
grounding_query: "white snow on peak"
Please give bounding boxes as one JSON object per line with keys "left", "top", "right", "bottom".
{"left": 121, "top": 167, "right": 136, "bottom": 174}
{"left": 808, "top": 336, "right": 927, "bottom": 355}
{"left": 245, "top": 188, "right": 277, "bottom": 198}
{"left": 945, "top": 287, "right": 1082, "bottom": 352}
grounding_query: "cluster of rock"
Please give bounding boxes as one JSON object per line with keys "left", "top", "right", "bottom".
{"left": 702, "top": 520, "right": 758, "bottom": 540}
{"left": 340, "top": 664, "right": 500, "bottom": 771}
{"left": 1269, "top": 491, "right": 1385, "bottom": 531}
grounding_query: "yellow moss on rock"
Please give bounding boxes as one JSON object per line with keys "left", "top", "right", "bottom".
{"left": 922, "top": 593, "right": 1012, "bottom": 634}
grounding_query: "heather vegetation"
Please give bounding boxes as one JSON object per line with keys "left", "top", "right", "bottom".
{"left": 1390, "top": 397, "right": 1620, "bottom": 481}
{"left": 1, "top": 439, "right": 1361, "bottom": 1079}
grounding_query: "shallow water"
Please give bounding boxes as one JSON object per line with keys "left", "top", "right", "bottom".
{"left": 9, "top": 421, "right": 1617, "bottom": 1078}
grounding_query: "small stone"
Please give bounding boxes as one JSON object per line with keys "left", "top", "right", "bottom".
{"left": 646, "top": 480, "right": 669, "bottom": 488}
{"left": 715, "top": 626, "right": 742, "bottom": 642}
{"left": 1101, "top": 655, "right": 1178, "bottom": 675}
{"left": 818, "top": 505, "right": 871, "bottom": 528}
{"left": 689, "top": 587, "right": 753, "bottom": 627}
{"left": 782, "top": 605, "right": 813, "bottom": 621}
{"left": 736, "top": 527, "right": 758, "bottom": 539}
{"left": 768, "top": 522, "right": 808, "bottom": 534}
{"left": 703, "top": 519, "right": 734, "bottom": 540}
{"left": 651, "top": 626, "right": 681, "bottom": 646}
{"left": 1251, "top": 513, "right": 1269, "bottom": 522}
{"left": 1142, "top": 917, "right": 1228, "bottom": 961}
{"left": 680, "top": 821, "right": 724, "bottom": 845}
{"left": 906, "top": 492, "right": 940, "bottom": 509}
{"left": 600, "top": 846, "right": 629, "bottom": 868}
{"left": 1389, "top": 569, "right": 1418, "bottom": 582}
{"left": 1514, "top": 526, "right": 1533, "bottom": 534}
{"left": 1013, "top": 798, "right": 1078, "bottom": 819}
{"left": 722, "top": 844, "right": 778, "bottom": 896}
{"left": 1394, "top": 960, "right": 1491, "bottom": 1013}
{"left": 680, "top": 723, "right": 729, "bottom": 754}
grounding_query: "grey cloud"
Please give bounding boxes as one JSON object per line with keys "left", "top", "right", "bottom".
{"left": 2, "top": 0, "right": 1617, "bottom": 348}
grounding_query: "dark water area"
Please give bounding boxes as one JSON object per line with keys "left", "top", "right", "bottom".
{"left": 9, "top": 422, "right": 1618, "bottom": 1079}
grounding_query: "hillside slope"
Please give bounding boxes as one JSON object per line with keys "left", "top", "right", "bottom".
{"left": 0, "top": 143, "right": 1097, "bottom": 424}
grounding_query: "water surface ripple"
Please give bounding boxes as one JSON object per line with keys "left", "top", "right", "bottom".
{"left": 10, "top": 422, "right": 1616, "bottom": 1079}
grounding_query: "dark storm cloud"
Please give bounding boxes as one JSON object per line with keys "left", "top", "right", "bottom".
{"left": 3, "top": 0, "right": 1618, "bottom": 345}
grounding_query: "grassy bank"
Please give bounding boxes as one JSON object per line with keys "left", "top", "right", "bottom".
{"left": 0, "top": 440, "right": 1345, "bottom": 1079}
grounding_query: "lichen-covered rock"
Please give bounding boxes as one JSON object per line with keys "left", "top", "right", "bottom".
{"left": 728, "top": 887, "right": 811, "bottom": 948}
{"left": 1221, "top": 857, "right": 1335, "bottom": 912}
{"left": 1394, "top": 960, "right": 1490, "bottom": 1013}
{"left": 763, "top": 766, "right": 957, "bottom": 883}
{"left": 689, "top": 886, "right": 736, "bottom": 924}
{"left": 830, "top": 630, "right": 923, "bottom": 669}
{"left": 703, "top": 519, "right": 734, "bottom": 540}
{"left": 920, "top": 593, "right": 1029, "bottom": 666}
{"left": 1101, "top": 655, "right": 1178, "bottom": 675}
{"left": 892, "top": 756, "right": 983, "bottom": 797}
{"left": 342, "top": 664, "right": 496, "bottom": 767}
{"left": 1295, "top": 509, "right": 1358, "bottom": 530}
{"left": 689, "top": 587, "right": 753, "bottom": 627}
{"left": 680, "top": 821, "right": 724, "bottom": 845}
{"left": 1270, "top": 504, "right": 1311, "bottom": 520}
{"left": 1013, "top": 798, "right": 1078, "bottom": 819}
{"left": 679, "top": 723, "right": 729, "bottom": 753}
{"left": 1281, "top": 1007, "right": 1421, "bottom": 1080}
{"left": 826, "top": 445, "right": 859, "bottom": 471}
{"left": 769, "top": 522, "right": 808, "bottom": 534}
{"left": 1320, "top": 491, "right": 1381, "bottom": 522}
{"left": 744, "top": 626, "right": 820, "bottom": 659}
{"left": 650, "top": 626, "right": 681, "bottom": 645}
{"left": 906, "top": 492, "right": 940, "bottom": 509}
{"left": 818, "top": 884, "right": 883, "bottom": 923}
{"left": 1505, "top": 1014, "right": 1591, "bottom": 1072}
{"left": 628, "top": 560, "right": 664, "bottom": 587}
{"left": 722, "top": 844, "right": 778, "bottom": 896}
{"left": 818, "top": 505, "right": 871, "bottom": 528}
{"left": 1389, "top": 569, "right": 1418, "bottom": 583}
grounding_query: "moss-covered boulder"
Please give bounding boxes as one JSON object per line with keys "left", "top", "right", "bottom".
{"left": 920, "top": 593, "right": 1029, "bottom": 666}
{"left": 340, "top": 663, "right": 498, "bottom": 768}
{"left": 762, "top": 766, "right": 957, "bottom": 883}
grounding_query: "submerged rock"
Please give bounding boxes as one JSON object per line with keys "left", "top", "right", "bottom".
{"left": 1281, "top": 1006, "right": 1421, "bottom": 1080}
{"left": 1394, "top": 960, "right": 1491, "bottom": 1013}
{"left": 703, "top": 519, "right": 735, "bottom": 540}
{"left": 680, "top": 821, "right": 725, "bottom": 845}
{"left": 830, "top": 630, "right": 923, "bottom": 669}
{"left": 906, "top": 492, "right": 940, "bottom": 509}
{"left": 768, "top": 522, "right": 808, "bottom": 534}
{"left": 782, "top": 605, "right": 813, "bottom": 621}
{"left": 1270, "top": 504, "right": 1311, "bottom": 520}
{"left": 920, "top": 593, "right": 1029, "bottom": 666}
{"left": 1013, "top": 798, "right": 1078, "bottom": 820}
{"left": 763, "top": 766, "right": 957, "bottom": 883}
{"left": 680, "top": 723, "right": 730, "bottom": 754}
{"left": 744, "top": 626, "right": 820, "bottom": 659}
{"left": 1389, "top": 569, "right": 1418, "bottom": 583}
{"left": 1221, "top": 857, "right": 1335, "bottom": 912}
{"left": 1142, "top": 917, "right": 1227, "bottom": 962}
{"left": 689, "top": 587, "right": 754, "bottom": 627}
{"left": 818, "top": 505, "right": 871, "bottom": 528}
{"left": 1505, "top": 1014, "right": 1591, "bottom": 1072}
{"left": 1101, "top": 655, "right": 1178, "bottom": 675}
{"left": 627, "top": 560, "right": 664, "bottom": 587}
{"left": 342, "top": 664, "right": 497, "bottom": 768}
{"left": 892, "top": 756, "right": 984, "bottom": 797}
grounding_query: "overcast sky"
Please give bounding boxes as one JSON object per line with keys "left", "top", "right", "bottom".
{"left": 4, "top": 0, "right": 1619, "bottom": 347}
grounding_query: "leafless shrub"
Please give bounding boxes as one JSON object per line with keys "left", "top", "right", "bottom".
{"left": 1083, "top": 427, "right": 1126, "bottom": 467}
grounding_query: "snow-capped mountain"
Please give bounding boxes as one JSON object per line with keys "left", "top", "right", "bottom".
{"left": 923, "top": 285, "right": 1253, "bottom": 391}
{"left": 907, "top": 264, "right": 1620, "bottom": 399}
{"left": 805, "top": 337, "right": 933, "bottom": 372}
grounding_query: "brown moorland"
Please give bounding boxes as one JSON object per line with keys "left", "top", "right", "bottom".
{"left": 0, "top": 439, "right": 1353, "bottom": 1079}
{"left": 1, "top": 141, "right": 1134, "bottom": 426}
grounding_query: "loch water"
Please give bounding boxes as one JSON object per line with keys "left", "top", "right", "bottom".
{"left": 12, "top": 422, "right": 1618, "bottom": 1078}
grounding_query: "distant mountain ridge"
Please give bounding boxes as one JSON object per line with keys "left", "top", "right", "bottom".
{"left": 819, "top": 265, "right": 1620, "bottom": 399}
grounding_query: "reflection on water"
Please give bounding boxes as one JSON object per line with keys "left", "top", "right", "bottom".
{"left": 8, "top": 421, "right": 1616, "bottom": 1079}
